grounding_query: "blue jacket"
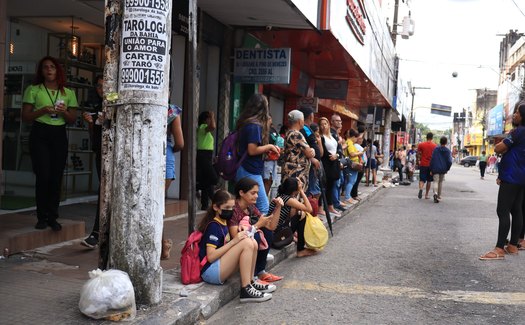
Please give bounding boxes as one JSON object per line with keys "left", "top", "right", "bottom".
{"left": 430, "top": 146, "right": 452, "bottom": 174}
{"left": 499, "top": 126, "right": 525, "bottom": 185}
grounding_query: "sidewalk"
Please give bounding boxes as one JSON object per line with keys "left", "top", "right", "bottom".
{"left": 0, "top": 183, "right": 384, "bottom": 325}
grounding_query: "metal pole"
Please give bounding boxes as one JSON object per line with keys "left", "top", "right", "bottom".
{"left": 410, "top": 87, "right": 415, "bottom": 144}
{"left": 186, "top": 0, "right": 199, "bottom": 234}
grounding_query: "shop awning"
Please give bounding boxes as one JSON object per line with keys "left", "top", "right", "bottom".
{"left": 198, "top": 0, "right": 314, "bottom": 29}
{"left": 250, "top": 29, "right": 392, "bottom": 111}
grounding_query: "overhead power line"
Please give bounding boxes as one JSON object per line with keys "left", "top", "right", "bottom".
{"left": 510, "top": 0, "right": 525, "bottom": 18}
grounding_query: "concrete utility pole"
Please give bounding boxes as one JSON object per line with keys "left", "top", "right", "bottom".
{"left": 103, "top": 0, "right": 172, "bottom": 305}
{"left": 382, "top": 108, "right": 392, "bottom": 169}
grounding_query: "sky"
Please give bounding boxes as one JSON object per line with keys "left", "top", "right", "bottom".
{"left": 395, "top": 0, "right": 525, "bottom": 130}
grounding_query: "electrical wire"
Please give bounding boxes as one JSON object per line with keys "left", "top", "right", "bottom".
{"left": 510, "top": 0, "right": 525, "bottom": 18}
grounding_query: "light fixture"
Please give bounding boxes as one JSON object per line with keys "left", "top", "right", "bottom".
{"left": 70, "top": 16, "right": 80, "bottom": 58}
{"left": 9, "top": 41, "right": 14, "bottom": 55}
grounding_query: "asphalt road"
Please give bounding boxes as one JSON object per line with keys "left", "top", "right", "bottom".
{"left": 206, "top": 165, "right": 525, "bottom": 325}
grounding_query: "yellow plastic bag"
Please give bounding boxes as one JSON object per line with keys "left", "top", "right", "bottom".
{"left": 304, "top": 212, "right": 328, "bottom": 250}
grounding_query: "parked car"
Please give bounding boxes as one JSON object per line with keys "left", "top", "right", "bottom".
{"left": 460, "top": 156, "right": 478, "bottom": 167}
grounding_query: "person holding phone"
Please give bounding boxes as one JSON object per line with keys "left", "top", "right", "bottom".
{"left": 22, "top": 56, "right": 78, "bottom": 231}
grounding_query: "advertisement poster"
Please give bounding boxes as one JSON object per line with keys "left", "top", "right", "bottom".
{"left": 120, "top": 0, "right": 170, "bottom": 91}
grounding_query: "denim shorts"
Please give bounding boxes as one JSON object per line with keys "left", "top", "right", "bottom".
{"left": 201, "top": 259, "right": 223, "bottom": 285}
{"left": 263, "top": 160, "right": 278, "bottom": 180}
{"left": 419, "top": 166, "right": 433, "bottom": 183}
{"left": 166, "top": 144, "right": 175, "bottom": 180}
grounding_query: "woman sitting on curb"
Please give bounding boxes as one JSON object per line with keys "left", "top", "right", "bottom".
{"left": 268, "top": 177, "right": 316, "bottom": 257}
{"left": 198, "top": 190, "right": 276, "bottom": 303}
{"left": 229, "top": 177, "right": 284, "bottom": 283}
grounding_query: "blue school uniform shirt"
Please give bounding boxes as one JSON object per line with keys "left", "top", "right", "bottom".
{"left": 499, "top": 126, "right": 525, "bottom": 185}
{"left": 199, "top": 217, "right": 228, "bottom": 273}
{"left": 238, "top": 123, "right": 264, "bottom": 175}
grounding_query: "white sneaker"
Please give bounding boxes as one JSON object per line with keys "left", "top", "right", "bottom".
{"left": 266, "top": 253, "right": 274, "bottom": 263}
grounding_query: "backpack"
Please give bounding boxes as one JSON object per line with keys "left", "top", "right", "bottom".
{"left": 180, "top": 230, "right": 206, "bottom": 285}
{"left": 215, "top": 131, "right": 247, "bottom": 181}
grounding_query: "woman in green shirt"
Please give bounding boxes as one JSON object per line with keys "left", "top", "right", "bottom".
{"left": 197, "top": 111, "right": 219, "bottom": 210}
{"left": 479, "top": 150, "right": 488, "bottom": 180}
{"left": 22, "top": 56, "right": 78, "bottom": 231}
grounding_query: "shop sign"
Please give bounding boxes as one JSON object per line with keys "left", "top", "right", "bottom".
{"left": 6, "top": 62, "right": 36, "bottom": 74}
{"left": 233, "top": 48, "right": 291, "bottom": 84}
{"left": 120, "top": 0, "right": 170, "bottom": 91}
{"left": 345, "top": 0, "right": 367, "bottom": 45}
{"left": 488, "top": 103, "right": 504, "bottom": 136}
{"left": 172, "top": 0, "right": 188, "bottom": 36}
{"left": 297, "top": 97, "right": 319, "bottom": 112}
{"left": 314, "top": 79, "right": 348, "bottom": 100}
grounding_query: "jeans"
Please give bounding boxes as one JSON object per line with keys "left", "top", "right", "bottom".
{"left": 343, "top": 169, "right": 358, "bottom": 200}
{"left": 254, "top": 226, "right": 273, "bottom": 275}
{"left": 479, "top": 161, "right": 487, "bottom": 178}
{"left": 236, "top": 165, "right": 269, "bottom": 214}
{"left": 332, "top": 170, "right": 343, "bottom": 208}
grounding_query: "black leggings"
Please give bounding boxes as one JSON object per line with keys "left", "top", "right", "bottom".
{"left": 479, "top": 161, "right": 487, "bottom": 177}
{"left": 290, "top": 214, "right": 306, "bottom": 251}
{"left": 496, "top": 182, "right": 524, "bottom": 248}
{"left": 197, "top": 150, "right": 218, "bottom": 208}
{"left": 29, "top": 122, "right": 68, "bottom": 222}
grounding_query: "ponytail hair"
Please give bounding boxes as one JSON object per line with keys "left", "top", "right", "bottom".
{"left": 277, "top": 177, "right": 299, "bottom": 196}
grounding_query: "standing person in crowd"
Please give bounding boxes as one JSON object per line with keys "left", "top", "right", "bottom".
{"left": 373, "top": 140, "right": 384, "bottom": 172}
{"left": 351, "top": 127, "right": 366, "bottom": 201}
{"left": 235, "top": 94, "right": 280, "bottom": 215}
{"left": 406, "top": 144, "right": 417, "bottom": 182}
{"left": 395, "top": 147, "right": 407, "bottom": 182}
{"left": 330, "top": 114, "right": 347, "bottom": 211}
{"left": 268, "top": 178, "right": 314, "bottom": 257}
{"left": 197, "top": 111, "right": 218, "bottom": 210}
{"left": 281, "top": 110, "right": 315, "bottom": 189}
{"left": 429, "top": 136, "right": 452, "bottom": 203}
{"left": 417, "top": 132, "right": 437, "bottom": 199}
{"left": 298, "top": 107, "right": 322, "bottom": 200}
{"left": 365, "top": 139, "right": 378, "bottom": 187}
{"left": 479, "top": 150, "right": 488, "bottom": 180}
{"left": 22, "top": 56, "right": 78, "bottom": 231}
{"left": 81, "top": 75, "right": 104, "bottom": 247}
{"left": 488, "top": 153, "right": 497, "bottom": 174}
{"left": 162, "top": 103, "right": 184, "bottom": 260}
{"left": 263, "top": 116, "right": 283, "bottom": 196}
{"left": 319, "top": 117, "right": 342, "bottom": 217}
{"left": 229, "top": 177, "right": 284, "bottom": 282}
{"left": 343, "top": 129, "right": 364, "bottom": 204}
{"left": 480, "top": 101, "right": 525, "bottom": 260}
{"left": 198, "top": 190, "right": 275, "bottom": 303}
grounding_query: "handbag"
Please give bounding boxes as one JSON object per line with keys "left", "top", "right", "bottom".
{"left": 272, "top": 226, "right": 293, "bottom": 249}
{"left": 304, "top": 212, "right": 328, "bottom": 250}
{"left": 350, "top": 161, "right": 364, "bottom": 172}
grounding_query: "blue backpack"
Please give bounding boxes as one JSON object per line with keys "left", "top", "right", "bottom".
{"left": 215, "top": 131, "right": 247, "bottom": 181}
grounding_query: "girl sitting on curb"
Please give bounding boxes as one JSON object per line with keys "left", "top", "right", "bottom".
{"left": 198, "top": 190, "right": 276, "bottom": 303}
{"left": 268, "top": 177, "right": 316, "bottom": 257}
{"left": 229, "top": 177, "right": 284, "bottom": 283}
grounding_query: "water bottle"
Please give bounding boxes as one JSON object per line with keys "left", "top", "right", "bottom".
{"left": 226, "top": 151, "right": 232, "bottom": 161}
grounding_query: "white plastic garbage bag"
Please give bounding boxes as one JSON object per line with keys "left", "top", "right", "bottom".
{"left": 79, "top": 269, "right": 136, "bottom": 321}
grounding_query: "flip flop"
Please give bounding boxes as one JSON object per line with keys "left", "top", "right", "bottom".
{"left": 504, "top": 246, "right": 519, "bottom": 255}
{"left": 258, "top": 272, "right": 283, "bottom": 282}
{"left": 479, "top": 249, "right": 505, "bottom": 260}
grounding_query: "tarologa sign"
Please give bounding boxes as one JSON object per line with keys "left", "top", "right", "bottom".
{"left": 120, "top": 0, "right": 171, "bottom": 92}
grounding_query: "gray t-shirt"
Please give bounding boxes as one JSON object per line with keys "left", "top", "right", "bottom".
{"left": 370, "top": 145, "right": 377, "bottom": 161}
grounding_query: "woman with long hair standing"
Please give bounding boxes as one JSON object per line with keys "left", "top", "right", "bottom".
{"left": 197, "top": 111, "right": 218, "bottom": 210}
{"left": 480, "top": 101, "right": 525, "bottom": 260}
{"left": 318, "top": 117, "right": 341, "bottom": 217}
{"left": 235, "top": 94, "right": 280, "bottom": 215}
{"left": 22, "top": 56, "right": 78, "bottom": 231}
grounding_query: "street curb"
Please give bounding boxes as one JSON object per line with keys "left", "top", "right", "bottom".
{"left": 132, "top": 184, "right": 385, "bottom": 325}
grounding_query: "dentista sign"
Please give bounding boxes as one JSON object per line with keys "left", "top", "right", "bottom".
{"left": 345, "top": 0, "right": 367, "bottom": 45}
